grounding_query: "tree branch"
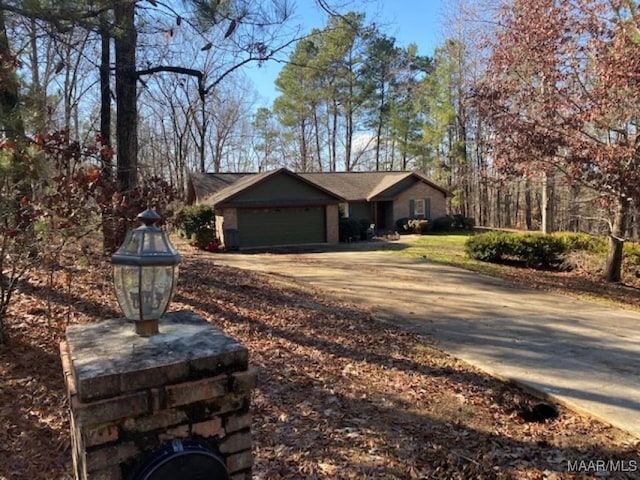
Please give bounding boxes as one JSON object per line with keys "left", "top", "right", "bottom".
{"left": 136, "top": 66, "right": 205, "bottom": 99}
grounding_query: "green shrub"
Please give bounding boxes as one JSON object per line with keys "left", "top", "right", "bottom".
{"left": 452, "top": 214, "right": 475, "bottom": 230}
{"left": 358, "top": 219, "right": 372, "bottom": 239}
{"left": 340, "top": 217, "right": 368, "bottom": 242}
{"left": 513, "top": 234, "right": 565, "bottom": 267}
{"left": 191, "top": 229, "right": 215, "bottom": 250}
{"left": 465, "top": 231, "right": 514, "bottom": 262}
{"left": 555, "top": 232, "right": 606, "bottom": 254}
{"left": 176, "top": 204, "right": 216, "bottom": 250}
{"left": 431, "top": 216, "right": 454, "bottom": 232}
{"left": 465, "top": 231, "right": 565, "bottom": 267}
{"left": 395, "top": 217, "right": 411, "bottom": 233}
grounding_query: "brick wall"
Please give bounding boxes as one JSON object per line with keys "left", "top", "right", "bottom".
{"left": 62, "top": 311, "right": 255, "bottom": 480}
{"left": 393, "top": 182, "right": 447, "bottom": 222}
{"left": 326, "top": 204, "right": 339, "bottom": 244}
{"left": 216, "top": 208, "right": 239, "bottom": 248}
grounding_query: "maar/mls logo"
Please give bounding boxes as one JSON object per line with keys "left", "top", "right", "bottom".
{"left": 567, "top": 459, "right": 638, "bottom": 473}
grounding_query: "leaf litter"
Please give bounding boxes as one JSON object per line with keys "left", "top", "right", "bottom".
{"left": 0, "top": 247, "right": 638, "bottom": 479}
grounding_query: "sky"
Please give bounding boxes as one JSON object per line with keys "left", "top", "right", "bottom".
{"left": 244, "top": 0, "right": 448, "bottom": 108}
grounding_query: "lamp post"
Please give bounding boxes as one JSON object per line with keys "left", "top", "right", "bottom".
{"left": 111, "top": 209, "right": 181, "bottom": 336}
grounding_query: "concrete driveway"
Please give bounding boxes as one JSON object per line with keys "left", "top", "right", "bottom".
{"left": 212, "top": 247, "right": 640, "bottom": 438}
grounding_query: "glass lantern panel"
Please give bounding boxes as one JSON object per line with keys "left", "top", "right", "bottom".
{"left": 121, "top": 231, "right": 141, "bottom": 255}
{"left": 143, "top": 230, "right": 171, "bottom": 254}
{"left": 113, "top": 264, "right": 140, "bottom": 320}
{"left": 114, "top": 265, "right": 176, "bottom": 320}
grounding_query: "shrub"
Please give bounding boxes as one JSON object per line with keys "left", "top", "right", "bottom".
{"left": 555, "top": 232, "right": 606, "bottom": 254}
{"left": 467, "top": 231, "right": 614, "bottom": 272}
{"left": 191, "top": 229, "right": 215, "bottom": 250}
{"left": 465, "top": 231, "right": 514, "bottom": 262}
{"left": 358, "top": 219, "right": 373, "bottom": 239}
{"left": 339, "top": 217, "right": 367, "bottom": 242}
{"left": 395, "top": 217, "right": 411, "bottom": 233}
{"left": 177, "top": 204, "right": 216, "bottom": 250}
{"left": 513, "top": 234, "right": 565, "bottom": 267}
{"left": 431, "top": 216, "right": 454, "bottom": 232}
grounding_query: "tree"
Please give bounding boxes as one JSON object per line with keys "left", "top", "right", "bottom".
{"left": 253, "top": 107, "right": 280, "bottom": 171}
{"left": 273, "top": 37, "right": 319, "bottom": 171}
{"left": 360, "top": 32, "right": 399, "bottom": 171}
{"left": 478, "top": 0, "right": 640, "bottom": 282}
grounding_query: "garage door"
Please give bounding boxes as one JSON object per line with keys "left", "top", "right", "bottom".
{"left": 237, "top": 206, "right": 326, "bottom": 248}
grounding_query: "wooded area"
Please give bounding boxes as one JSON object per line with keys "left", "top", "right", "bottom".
{"left": 1, "top": 0, "right": 640, "bottom": 321}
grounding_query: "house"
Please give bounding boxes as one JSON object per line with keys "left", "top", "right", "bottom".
{"left": 187, "top": 168, "right": 448, "bottom": 249}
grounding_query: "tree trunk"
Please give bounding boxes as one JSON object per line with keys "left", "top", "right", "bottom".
{"left": 100, "top": 20, "right": 112, "bottom": 175}
{"left": 604, "top": 195, "right": 630, "bottom": 283}
{"left": 199, "top": 95, "right": 207, "bottom": 172}
{"left": 114, "top": 0, "right": 138, "bottom": 192}
{"left": 0, "top": 10, "right": 25, "bottom": 140}
{"left": 569, "top": 183, "right": 580, "bottom": 232}
{"left": 541, "top": 169, "right": 554, "bottom": 234}
{"left": 524, "top": 178, "right": 533, "bottom": 230}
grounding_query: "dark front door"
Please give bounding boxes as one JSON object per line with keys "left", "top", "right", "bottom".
{"left": 375, "top": 201, "right": 394, "bottom": 232}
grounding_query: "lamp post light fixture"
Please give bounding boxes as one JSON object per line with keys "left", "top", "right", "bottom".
{"left": 111, "top": 209, "right": 181, "bottom": 336}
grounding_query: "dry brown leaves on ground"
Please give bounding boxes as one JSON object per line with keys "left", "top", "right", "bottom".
{"left": 1, "top": 247, "right": 638, "bottom": 479}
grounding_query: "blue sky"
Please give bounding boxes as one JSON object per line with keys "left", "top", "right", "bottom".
{"left": 244, "top": 0, "right": 447, "bottom": 107}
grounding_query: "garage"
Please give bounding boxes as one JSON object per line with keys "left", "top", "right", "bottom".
{"left": 237, "top": 206, "right": 326, "bottom": 248}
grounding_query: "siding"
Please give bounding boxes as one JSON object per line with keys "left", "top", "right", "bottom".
{"left": 230, "top": 174, "right": 336, "bottom": 205}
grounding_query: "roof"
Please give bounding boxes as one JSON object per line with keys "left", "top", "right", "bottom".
{"left": 297, "top": 172, "right": 409, "bottom": 201}
{"left": 189, "top": 172, "right": 248, "bottom": 202}
{"left": 189, "top": 169, "right": 448, "bottom": 206}
{"left": 299, "top": 171, "right": 449, "bottom": 200}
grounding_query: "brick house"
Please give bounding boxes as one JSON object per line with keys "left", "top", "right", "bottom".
{"left": 187, "top": 168, "right": 448, "bottom": 249}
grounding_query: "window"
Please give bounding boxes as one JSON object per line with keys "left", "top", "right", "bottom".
{"left": 409, "top": 198, "right": 431, "bottom": 219}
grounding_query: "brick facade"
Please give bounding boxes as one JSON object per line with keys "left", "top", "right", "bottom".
{"left": 393, "top": 182, "right": 447, "bottom": 222}
{"left": 62, "top": 311, "right": 255, "bottom": 480}
{"left": 216, "top": 208, "right": 239, "bottom": 248}
{"left": 326, "top": 204, "right": 339, "bottom": 243}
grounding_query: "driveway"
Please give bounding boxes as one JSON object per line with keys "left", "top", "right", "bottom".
{"left": 212, "top": 247, "right": 640, "bottom": 438}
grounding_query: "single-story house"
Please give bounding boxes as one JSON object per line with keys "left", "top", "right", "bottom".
{"left": 187, "top": 168, "right": 448, "bottom": 249}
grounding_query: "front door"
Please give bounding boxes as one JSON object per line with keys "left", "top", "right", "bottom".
{"left": 375, "top": 201, "right": 394, "bottom": 232}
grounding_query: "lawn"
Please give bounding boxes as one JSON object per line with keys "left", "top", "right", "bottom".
{"left": 1, "top": 237, "right": 638, "bottom": 479}
{"left": 399, "top": 232, "right": 640, "bottom": 311}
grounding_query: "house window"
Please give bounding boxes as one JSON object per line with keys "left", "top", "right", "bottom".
{"left": 409, "top": 198, "right": 431, "bottom": 219}
{"left": 339, "top": 202, "right": 349, "bottom": 218}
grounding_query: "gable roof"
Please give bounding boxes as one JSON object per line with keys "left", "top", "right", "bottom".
{"left": 189, "top": 172, "right": 249, "bottom": 203}
{"left": 189, "top": 169, "right": 448, "bottom": 206}
{"left": 299, "top": 171, "right": 449, "bottom": 200}
{"left": 194, "top": 168, "right": 344, "bottom": 206}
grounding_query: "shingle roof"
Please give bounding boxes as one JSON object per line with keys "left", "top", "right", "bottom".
{"left": 189, "top": 172, "right": 248, "bottom": 202}
{"left": 297, "top": 172, "right": 407, "bottom": 201}
{"left": 189, "top": 169, "right": 448, "bottom": 206}
{"left": 299, "top": 171, "right": 449, "bottom": 200}
{"left": 205, "top": 170, "right": 275, "bottom": 205}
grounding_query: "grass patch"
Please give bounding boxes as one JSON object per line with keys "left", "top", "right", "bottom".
{"left": 394, "top": 231, "right": 640, "bottom": 312}
{"left": 399, "top": 232, "right": 509, "bottom": 276}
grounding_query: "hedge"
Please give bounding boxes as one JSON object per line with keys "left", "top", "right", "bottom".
{"left": 465, "top": 231, "right": 605, "bottom": 268}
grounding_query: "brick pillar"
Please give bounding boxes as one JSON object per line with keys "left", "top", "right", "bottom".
{"left": 60, "top": 310, "right": 256, "bottom": 480}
